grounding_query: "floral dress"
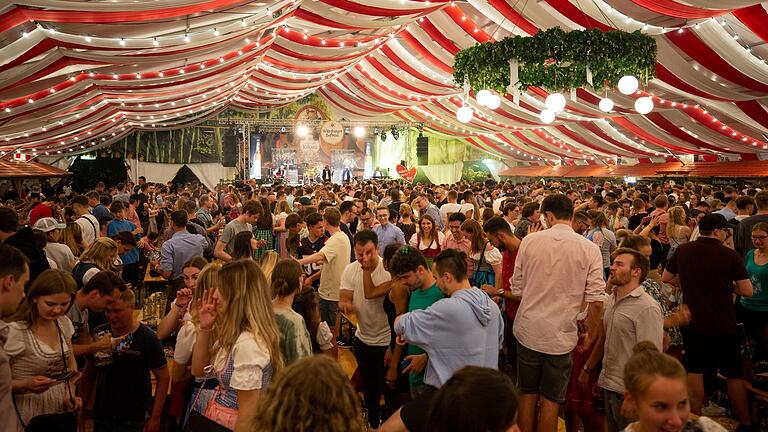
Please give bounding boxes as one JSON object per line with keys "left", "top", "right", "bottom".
{"left": 641, "top": 277, "right": 683, "bottom": 347}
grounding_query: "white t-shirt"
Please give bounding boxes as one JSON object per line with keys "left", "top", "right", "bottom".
{"left": 213, "top": 331, "right": 271, "bottom": 391}
{"left": 318, "top": 231, "right": 352, "bottom": 302}
{"left": 174, "top": 321, "right": 196, "bottom": 364}
{"left": 439, "top": 203, "right": 462, "bottom": 223}
{"left": 76, "top": 214, "right": 100, "bottom": 247}
{"left": 339, "top": 257, "right": 391, "bottom": 346}
{"left": 45, "top": 242, "right": 75, "bottom": 271}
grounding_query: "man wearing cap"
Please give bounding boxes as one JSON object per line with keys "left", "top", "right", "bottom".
{"left": 663, "top": 213, "right": 755, "bottom": 431}
{"left": 33, "top": 217, "right": 74, "bottom": 271}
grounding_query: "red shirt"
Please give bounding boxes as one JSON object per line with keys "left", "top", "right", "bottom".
{"left": 29, "top": 203, "right": 53, "bottom": 226}
{"left": 502, "top": 249, "right": 519, "bottom": 320}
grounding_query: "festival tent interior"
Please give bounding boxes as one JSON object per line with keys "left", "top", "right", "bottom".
{"left": 3, "top": 0, "right": 768, "bottom": 182}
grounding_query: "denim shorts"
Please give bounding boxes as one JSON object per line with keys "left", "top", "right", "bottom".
{"left": 516, "top": 343, "right": 573, "bottom": 403}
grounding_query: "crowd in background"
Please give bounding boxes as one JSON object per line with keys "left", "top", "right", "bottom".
{"left": 0, "top": 174, "right": 766, "bottom": 432}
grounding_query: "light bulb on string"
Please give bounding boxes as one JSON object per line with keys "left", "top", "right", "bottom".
{"left": 539, "top": 109, "right": 555, "bottom": 124}
{"left": 599, "top": 97, "right": 614, "bottom": 112}
{"left": 545, "top": 93, "right": 566, "bottom": 112}
{"left": 618, "top": 75, "right": 639, "bottom": 95}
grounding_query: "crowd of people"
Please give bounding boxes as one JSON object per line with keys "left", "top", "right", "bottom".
{"left": 0, "top": 175, "right": 766, "bottom": 432}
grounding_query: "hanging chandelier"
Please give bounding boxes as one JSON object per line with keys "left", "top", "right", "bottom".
{"left": 452, "top": 28, "right": 657, "bottom": 123}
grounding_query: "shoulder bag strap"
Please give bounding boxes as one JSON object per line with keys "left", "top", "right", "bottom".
{"left": 56, "top": 321, "right": 75, "bottom": 405}
{"left": 79, "top": 215, "right": 97, "bottom": 239}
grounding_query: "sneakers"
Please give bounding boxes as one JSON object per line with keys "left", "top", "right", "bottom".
{"left": 700, "top": 400, "right": 727, "bottom": 417}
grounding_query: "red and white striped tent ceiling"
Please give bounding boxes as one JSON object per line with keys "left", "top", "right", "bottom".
{"left": 2, "top": 0, "right": 768, "bottom": 165}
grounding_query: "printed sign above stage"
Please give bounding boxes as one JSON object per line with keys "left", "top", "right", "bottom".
{"left": 320, "top": 121, "right": 345, "bottom": 146}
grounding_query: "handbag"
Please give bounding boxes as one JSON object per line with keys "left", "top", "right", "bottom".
{"left": 183, "top": 354, "right": 237, "bottom": 432}
{"left": 470, "top": 242, "right": 496, "bottom": 288}
{"left": 14, "top": 322, "right": 78, "bottom": 432}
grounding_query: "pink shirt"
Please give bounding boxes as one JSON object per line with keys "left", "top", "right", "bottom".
{"left": 441, "top": 232, "right": 472, "bottom": 276}
{"left": 511, "top": 224, "right": 605, "bottom": 355}
{"left": 128, "top": 207, "right": 141, "bottom": 228}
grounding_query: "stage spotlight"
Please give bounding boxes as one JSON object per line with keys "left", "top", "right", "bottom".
{"left": 380, "top": 130, "right": 387, "bottom": 141}
{"left": 374, "top": 127, "right": 379, "bottom": 134}
{"left": 280, "top": 126, "right": 286, "bottom": 133}
{"left": 344, "top": 127, "right": 350, "bottom": 135}
{"left": 353, "top": 126, "right": 366, "bottom": 138}
{"left": 391, "top": 127, "right": 399, "bottom": 140}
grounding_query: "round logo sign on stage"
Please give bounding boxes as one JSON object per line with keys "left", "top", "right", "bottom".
{"left": 321, "top": 121, "right": 344, "bottom": 146}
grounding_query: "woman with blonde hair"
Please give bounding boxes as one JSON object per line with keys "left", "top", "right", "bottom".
{"left": 249, "top": 355, "right": 363, "bottom": 432}
{"left": 7, "top": 269, "right": 81, "bottom": 431}
{"left": 665, "top": 206, "right": 690, "bottom": 259}
{"left": 191, "top": 259, "right": 283, "bottom": 431}
{"left": 60, "top": 222, "right": 84, "bottom": 257}
{"left": 72, "top": 237, "right": 120, "bottom": 287}
{"left": 171, "top": 263, "right": 221, "bottom": 425}
{"left": 622, "top": 342, "right": 726, "bottom": 432}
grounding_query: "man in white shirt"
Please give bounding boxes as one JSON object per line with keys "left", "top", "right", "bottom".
{"left": 72, "top": 194, "right": 100, "bottom": 248}
{"left": 339, "top": 230, "right": 392, "bottom": 430}
{"left": 511, "top": 193, "right": 605, "bottom": 432}
{"left": 438, "top": 190, "right": 462, "bottom": 227}
{"left": 297, "top": 208, "right": 352, "bottom": 339}
{"left": 585, "top": 248, "right": 663, "bottom": 432}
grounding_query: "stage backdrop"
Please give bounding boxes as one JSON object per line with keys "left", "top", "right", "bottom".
{"left": 126, "top": 160, "right": 236, "bottom": 190}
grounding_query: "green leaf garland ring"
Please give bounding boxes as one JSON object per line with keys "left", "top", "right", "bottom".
{"left": 453, "top": 28, "right": 657, "bottom": 94}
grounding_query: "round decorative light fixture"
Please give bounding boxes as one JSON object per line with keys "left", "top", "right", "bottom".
{"left": 353, "top": 126, "right": 366, "bottom": 138}
{"left": 476, "top": 89, "right": 492, "bottom": 106}
{"left": 618, "top": 75, "right": 639, "bottom": 95}
{"left": 598, "top": 97, "right": 614, "bottom": 113}
{"left": 296, "top": 124, "right": 309, "bottom": 137}
{"left": 486, "top": 94, "right": 501, "bottom": 109}
{"left": 545, "top": 93, "right": 566, "bottom": 112}
{"left": 634, "top": 96, "right": 654, "bottom": 114}
{"left": 457, "top": 105, "right": 474, "bottom": 123}
{"left": 539, "top": 109, "right": 556, "bottom": 124}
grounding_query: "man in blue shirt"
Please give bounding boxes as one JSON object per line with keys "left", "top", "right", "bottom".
{"left": 372, "top": 207, "right": 405, "bottom": 256}
{"left": 157, "top": 211, "right": 207, "bottom": 285}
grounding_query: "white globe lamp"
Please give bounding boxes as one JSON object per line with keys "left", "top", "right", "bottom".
{"left": 457, "top": 105, "right": 473, "bottom": 123}
{"left": 598, "top": 97, "right": 614, "bottom": 112}
{"left": 296, "top": 124, "right": 309, "bottom": 137}
{"left": 353, "top": 126, "right": 366, "bottom": 138}
{"left": 486, "top": 93, "right": 501, "bottom": 109}
{"left": 545, "top": 93, "right": 566, "bottom": 112}
{"left": 476, "top": 89, "right": 492, "bottom": 106}
{"left": 634, "top": 96, "right": 654, "bottom": 114}
{"left": 539, "top": 109, "right": 556, "bottom": 124}
{"left": 618, "top": 75, "right": 639, "bottom": 95}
